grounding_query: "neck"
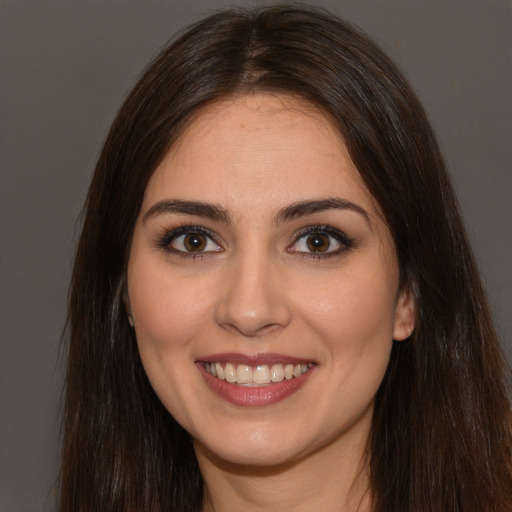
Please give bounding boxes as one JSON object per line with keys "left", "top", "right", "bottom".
{"left": 195, "top": 428, "right": 373, "bottom": 512}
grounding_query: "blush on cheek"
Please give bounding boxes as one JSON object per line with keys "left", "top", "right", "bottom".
{"left": 130, "top": 271, "right": 209, "bottom": 340}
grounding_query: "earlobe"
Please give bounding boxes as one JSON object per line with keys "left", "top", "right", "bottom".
{"left": 393, "top": 287, "right": 416, "bottom": 341}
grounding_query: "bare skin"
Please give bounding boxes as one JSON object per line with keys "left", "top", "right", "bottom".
{"left": 197, "top": 413, "right": 373, "bottom": 512}
{"left": 127, "top": 94, "right": 415, "bottom": 512}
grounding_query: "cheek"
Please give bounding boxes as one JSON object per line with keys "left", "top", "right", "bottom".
{"left": 127, "top": 260, "right": 214, "bottom": 364}
{"left": 296, "top": 263, "right": 397, "bottom": 386}
{"left": 300, "top": 272, "right": 398, "bottom": 340}
{"left": 127, "top": 265, "right": 212, "bottom": 423}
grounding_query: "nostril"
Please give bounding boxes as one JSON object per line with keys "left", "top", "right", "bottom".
{"left": 214, "top": 301, "right": 292, "bottom": 337}
{"left": 213, "top": 263, "right": 293, "bottom": 336}
{"left": 253, "top": 323, "right": 282, "bottom": 337}
{"left": 217, "top": 319, "right": 282, "bottom": 338}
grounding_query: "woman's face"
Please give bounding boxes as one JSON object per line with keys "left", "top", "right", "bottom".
{"left": 127, "top": 94, "right": 414, "bottom": 468}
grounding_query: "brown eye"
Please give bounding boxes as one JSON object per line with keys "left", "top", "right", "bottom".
{"left": 168, "top": 229, "right": 221, "bottom": 254}
{"left": 183, "top": 233, "right": 207, "bottom": 251}
{"left": 289, "top": 227, "right": 351, "bottom": 258}
{"left": 306, "top": 233, "right": 331, "bottom": 252}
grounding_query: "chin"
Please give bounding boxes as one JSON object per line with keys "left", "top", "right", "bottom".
{"left": 193, "top": 425, "right": 313, "bottom": 469}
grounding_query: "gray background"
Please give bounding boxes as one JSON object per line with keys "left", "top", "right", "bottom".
{"left": 1, "top": 1, "right": 510, "bottom": 510}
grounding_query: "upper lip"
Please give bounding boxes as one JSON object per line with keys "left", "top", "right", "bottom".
{"left": 196, "top": 352, "right": 315, "bottom": 366}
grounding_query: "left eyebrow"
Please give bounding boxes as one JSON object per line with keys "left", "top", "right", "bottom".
{"left": 275, "top": 198, "right": 370, "bottom": 225}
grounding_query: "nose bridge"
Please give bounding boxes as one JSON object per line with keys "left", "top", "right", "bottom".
{"left": 214, "top": 243, "right": 291, "bottom": 336}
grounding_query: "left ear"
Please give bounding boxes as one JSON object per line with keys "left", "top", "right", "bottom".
{"left": 393, "top": 287, "right": 416, "bottom": 341}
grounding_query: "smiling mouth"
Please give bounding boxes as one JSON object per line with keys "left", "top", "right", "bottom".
{"left": 203, "top": 362, "right": 314, "bottom": 386}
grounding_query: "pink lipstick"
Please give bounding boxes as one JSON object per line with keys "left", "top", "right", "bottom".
{"left": 196, "top": 353, "right": 316, "bottom": 406}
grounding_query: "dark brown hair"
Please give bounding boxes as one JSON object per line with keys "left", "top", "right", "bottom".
{"left": 60, "top": 5, "right": 512, "bottom": 511}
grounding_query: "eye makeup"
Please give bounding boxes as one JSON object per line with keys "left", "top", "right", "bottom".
{"left": 154, "top": 224, "right": 223, "bottom": 259}
{"left": 287, "top": 225, "right": 355, "bottom": 260}
{"left": 153, "top": 222, "right": 355, "bottom": 262}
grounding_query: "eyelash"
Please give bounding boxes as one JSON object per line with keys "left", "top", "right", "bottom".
{"left": 155, "top": 225, "right": 222, "bottom": 260}
{"left": 289, "top": 225, "right": 354, "bottom": 260}
{"left": 155, "top": 224, "right": 354, "bottom": 260}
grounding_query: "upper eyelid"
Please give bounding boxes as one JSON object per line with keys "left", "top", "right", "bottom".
{"left": 156, "top": 223, "right": 354, "bottom": 251}
{"left": 162, "top": 224, "right": 217, "bottom": 237}
{"left": 290, "top": 225, "right": 353, "bottom": 243}
{"left": 156, "top": 225, "right": 222, "bottom": 249}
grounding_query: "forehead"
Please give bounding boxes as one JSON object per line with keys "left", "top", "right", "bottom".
{"left": 142, "top": 94, "right": 374, "bottom": 214}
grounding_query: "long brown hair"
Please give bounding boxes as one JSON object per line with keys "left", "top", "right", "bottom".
{"left": 60, "top": 5, "right": 512, "bottom": 511}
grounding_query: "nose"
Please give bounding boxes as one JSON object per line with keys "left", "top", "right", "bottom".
{"left": 214, "top": 252, "right": 292, "bottom": 337}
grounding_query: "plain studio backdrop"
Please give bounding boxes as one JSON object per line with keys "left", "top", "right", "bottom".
{"left": 1, "top": 1, "right": 510, "bottom": 510}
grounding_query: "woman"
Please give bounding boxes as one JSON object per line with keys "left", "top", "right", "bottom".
{"left": 60, "top": 5, "right": 512, "bottom": 511}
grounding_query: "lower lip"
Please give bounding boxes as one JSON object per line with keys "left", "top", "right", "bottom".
{"left": 197, "top": 363, "right": 314, "bottom": 406}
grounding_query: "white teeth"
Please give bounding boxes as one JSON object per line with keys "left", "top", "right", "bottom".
{"left": 206, "top": 362, "right": 313, "bottom": 386}
{"left": 225, "top": 363, "right": 237, "bottom": 383}
{"left": 253, "top": 365, "right": 271, "bottom": 384}
{"left": 215, "top": 362, "right": 224, "bottom": 380}
{"left": 236, "top": 364, "right": 253, "bottom": 384}
{"left": 270, "top": 364, "right": 284, "bottom": 382}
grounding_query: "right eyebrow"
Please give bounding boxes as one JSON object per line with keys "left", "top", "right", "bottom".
{"left": 142, "top": 199, "right": 231, "bottom": 224}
